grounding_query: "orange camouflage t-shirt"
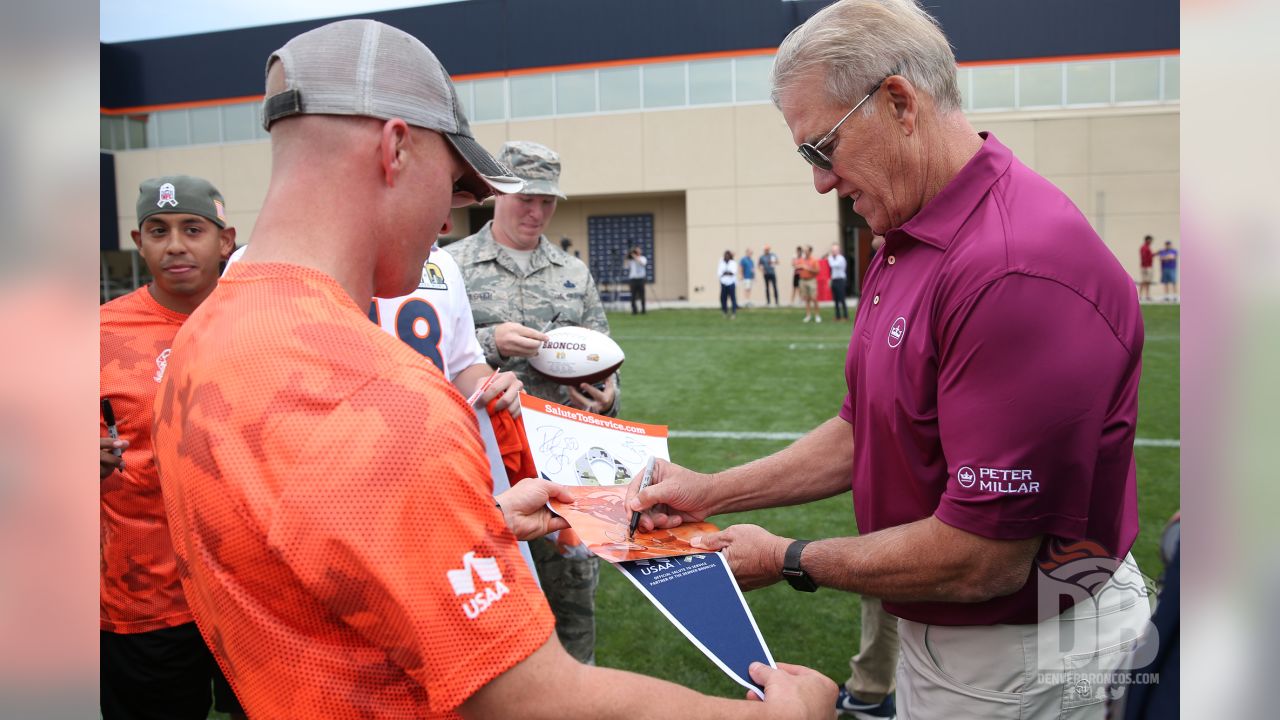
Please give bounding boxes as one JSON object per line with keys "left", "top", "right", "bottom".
{"left": 100, "top": 286, "right": 193, "bottom": 633}
{"left": 152, "top": 262, "right": 553, "bottom": 719}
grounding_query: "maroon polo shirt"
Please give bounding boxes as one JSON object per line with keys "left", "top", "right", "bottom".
{"left": 841, "top": 133, "right": 1143, "bottom": 626}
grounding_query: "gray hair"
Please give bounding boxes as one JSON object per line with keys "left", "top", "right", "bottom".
{"left": 771, "top": 0, "right": 962, "bottom": 114}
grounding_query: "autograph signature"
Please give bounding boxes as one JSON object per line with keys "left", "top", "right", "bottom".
{"left": 536, "top": 426, "right": 580, "bottom": 475}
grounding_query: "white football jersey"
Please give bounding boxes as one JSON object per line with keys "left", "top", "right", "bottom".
{"left": 369, "top": 245, "right": 485, "bottom": 381}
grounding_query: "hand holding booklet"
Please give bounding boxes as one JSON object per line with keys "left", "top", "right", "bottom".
{"left": 519, "top": 393, "right": 776, "bottom": 696}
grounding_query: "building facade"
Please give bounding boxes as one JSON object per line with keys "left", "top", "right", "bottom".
{"left": 101, "top": 0, "right": 1179, "bottom": 305}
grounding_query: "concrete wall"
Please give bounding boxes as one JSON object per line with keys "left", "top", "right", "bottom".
{"left": 110, "top": 104, "right": 1178, "bottom": 305}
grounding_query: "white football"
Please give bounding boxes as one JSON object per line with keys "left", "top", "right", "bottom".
{"left": 529, "top": 326, "right": 625, "bottom": 385}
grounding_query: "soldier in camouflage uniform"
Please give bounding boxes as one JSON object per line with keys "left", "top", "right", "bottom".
{"left": 446, "top": 141, "right": 617, "bottom": 665}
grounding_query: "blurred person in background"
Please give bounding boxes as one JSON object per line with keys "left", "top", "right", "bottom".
{"left": 740, "top": 247, "right": 756, "bottom": 307}
{"left": 718, "top": 249, "right": 739, "bottom": 319}
{"left": 625, "top": 245, "right": 648, "bottom": 315}
{"left": 1157, "top": 240, "right": 1178, "bottom": 301}
{"left": 827, "top": 243, "right": 849, "bottom": 321}
{"left": 1138, "top": 235, "right": 1155, "bottom": 301}
{"left": 759, "top": 245, "right": 781, "bottom": 306}
{"left": 798, "top": 245, "right": 821, "bottom": 323}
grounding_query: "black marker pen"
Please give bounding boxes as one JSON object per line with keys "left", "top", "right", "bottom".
{"left": 101, "top": 398, "right": 123, "bottom": 457}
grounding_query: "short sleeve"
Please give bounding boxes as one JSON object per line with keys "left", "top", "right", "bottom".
{"left": 444, "top": 277, "right": 486, "bottom": 381}
{"left": 933, "top": 274, "right": 1135, "bottom": 542}
{"left": 266, "top": 364, "right": 553, "bottom": 713}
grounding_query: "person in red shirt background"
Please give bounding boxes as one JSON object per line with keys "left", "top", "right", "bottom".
{"left": 100, "top": 175, "right": 243, "bottom": 719}
{"left": 1139, "top": 235, "right": 1155, "bottom": 301}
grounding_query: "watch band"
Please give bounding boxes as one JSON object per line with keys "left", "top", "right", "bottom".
{"left": 782, "top": 539, "right": 818, "bottom": 592}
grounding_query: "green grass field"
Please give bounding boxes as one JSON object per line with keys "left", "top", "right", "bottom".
{"left": 590, "top": 302, "right": 1181, "bottom": 698}
{"left": 206, "top": 302, "right": 1178, "bottom": 716}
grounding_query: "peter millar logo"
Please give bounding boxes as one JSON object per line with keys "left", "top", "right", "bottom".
{"left": 887, "top": 316, "right": 906, "bottom": 348}
{"left": 157, "top": 183, "right": 178, "bottom": 208}
{"left": 447, "top": 551, "right": 509, "bottom": 619}
{"left": 957, "top": 466, "right": 976, "bottom": 488}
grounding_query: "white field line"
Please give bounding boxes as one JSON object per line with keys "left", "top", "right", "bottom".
{"left": 669, "top": 430, "right": 1179, "bottom": 448}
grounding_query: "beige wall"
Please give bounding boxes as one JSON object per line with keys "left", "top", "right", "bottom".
{"left": 109, "top": 104, "right": 1178, "bottom": 305}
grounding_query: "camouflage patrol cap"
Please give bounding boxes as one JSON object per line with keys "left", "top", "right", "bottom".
{"left": 136, "top": 175, "right": 227, "bottom": 228}
{"left": 498, "top": 141, "right": 567, "bottom": 199}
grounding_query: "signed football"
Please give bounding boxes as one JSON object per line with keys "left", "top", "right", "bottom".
{"left": 529, "top": 326, "right": 625, "bottom": 385}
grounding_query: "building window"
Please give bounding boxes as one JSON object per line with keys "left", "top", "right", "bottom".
{"left": 510, "top": 74, "right": 554, "bottom": 118}
{"left": 599, "top": 66, "right": 642, "bottom": 111}
{"left": 643, "top": 62, "right": 686, "bottom": 108}
{"left": 1114, "top": 57, "right": 1161, "bottom": 103}
{"left": 1162, "top": 56, "right": 1179, "bottom": 101}
{"left": 689, "top": 58, "right": 732, "bottom": 105}
{"left": 190, "top": 106, "right": 222, "bottom": 145}
{"left": 970, "top": 66, "right": 1015, "bottom": 110}
{"left": 156, "top": 109, "right": 190, "bottom": 147}
{"left": 123, "top": 116, "right": 147, "bottom": 149}
{"left": 472, "top": 78, "right": 507, "bottom": 122}
{"left": 221, "top": 103, "right": 257, "bottom": 142}
{"left": 734, "top": 55, "right": 773, "bottom": 102}
{"left": 1066, "top": 61, "right": 1110, "bottom": 105}
{"left": 1018, "top": 62, "right": 1063, "bottom": 107}
{"left": 101, "top": 116, "right": 119, "bottom": 150}
{"left": 555, "top": 70, "right": 596, "bottom": 114}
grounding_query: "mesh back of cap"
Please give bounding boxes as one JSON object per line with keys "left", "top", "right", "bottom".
{"left": 274, "top": 19, "right": 460, "bottom": 135}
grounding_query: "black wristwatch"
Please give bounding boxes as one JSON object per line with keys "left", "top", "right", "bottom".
{"left": 782, "top": 539, "right": 818, "bottom": 592}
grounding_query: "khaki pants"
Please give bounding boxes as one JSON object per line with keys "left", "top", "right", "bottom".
{"left": 896, "top": 554, "right": 1151, "bottom": 719}
{"left": 846, "top": 596, "right": 900, "bottom": 703}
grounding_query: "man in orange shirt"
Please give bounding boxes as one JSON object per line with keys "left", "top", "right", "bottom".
{"left": 797, "top": 245, "right": 822, "bottom": 323}
{"left": 100, "top": 175, "right": 243, "bottom": 719}
{"left": 151, "top": 19, "right": 833, "bottom": 720}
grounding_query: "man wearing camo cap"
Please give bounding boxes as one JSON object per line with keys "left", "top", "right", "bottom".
{"left": 447, "top": 140, "right": 615, "bottom": 665}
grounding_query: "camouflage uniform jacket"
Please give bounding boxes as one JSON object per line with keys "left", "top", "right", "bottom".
{"left": 446, "top": 221, "right": 619, "bottom": 415}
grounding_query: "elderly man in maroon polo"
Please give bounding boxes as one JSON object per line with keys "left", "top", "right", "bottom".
{"left": 632, "top": 1, "right": 1152, "bottom": 718}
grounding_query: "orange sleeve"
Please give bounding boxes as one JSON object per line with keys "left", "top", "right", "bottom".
{"left": 266, "top": 365, "right": 553, "bottom": 714}
{"left": 486, "top": 399, "right": 539, "bottom": 485}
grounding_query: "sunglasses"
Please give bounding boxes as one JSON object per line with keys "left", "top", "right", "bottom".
{"left": 796, "top": 75, "right": 891, "bottom": 171}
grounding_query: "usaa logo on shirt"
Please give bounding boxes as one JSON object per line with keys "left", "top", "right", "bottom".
{"left": 418, "top": 263, "right": 448, "bottom": 291}
{"left": 447, "top": 551, "right": 510, "bottom": 619}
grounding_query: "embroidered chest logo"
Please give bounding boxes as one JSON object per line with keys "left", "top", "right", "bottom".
{"left": 887, "top": 316, "right": 907, "bottom": 348}
{"left": 156, "top": 183, "right": 178, "bottom": 208}
{"left": 153, "top": 348, "right": 171, "bottom": 383}
{"left": 447, "top": 551, "right": 509, "bottom": 619}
